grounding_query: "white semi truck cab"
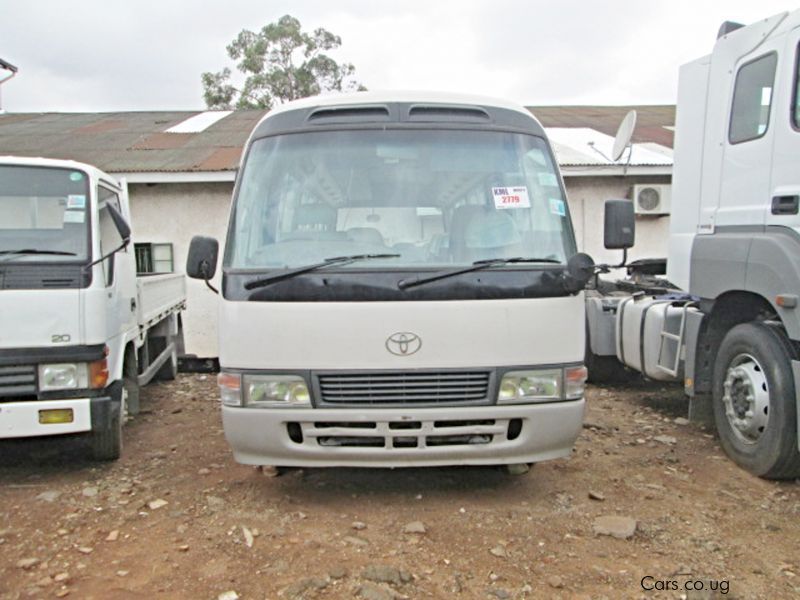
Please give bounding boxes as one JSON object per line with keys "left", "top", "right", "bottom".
{"left": 0, "top": 157, "right": 186, "bottom": 459}
{"left": 587, "top": 11, "right": 800, "bottom": 478}
{"left": 189, "top": 92, "right": 603, "bottom": 469}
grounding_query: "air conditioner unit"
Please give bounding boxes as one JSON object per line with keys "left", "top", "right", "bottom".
{"left": 632, "top": 184, "right": 671, "bottom": 215}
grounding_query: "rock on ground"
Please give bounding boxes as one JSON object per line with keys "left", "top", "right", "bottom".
{"left": 593, "top": 515, "right": 637, "bottom": 539}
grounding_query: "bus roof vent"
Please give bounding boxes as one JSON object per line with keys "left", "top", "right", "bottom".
{"left": 717, "top": 21, "right": 744, "bottom": 39}
{"left": 307, "top": 105, "right": 391, "bottom": 123}
{"left": 408, "top": 105, "right": 491, "bottom": 123}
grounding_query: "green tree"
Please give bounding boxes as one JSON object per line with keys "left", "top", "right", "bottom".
{"left": 202, "top": 15, "right": 365, "bottom": 110}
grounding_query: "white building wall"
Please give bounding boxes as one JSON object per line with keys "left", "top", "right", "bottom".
{"left": 564, "top": 176, "right": 672, "bottom": 264}
{"left": 126, "top": 176, "right": 673, "bottom": 358}
{"left": 128, "top": 182, "right": 232, "bottom": 358}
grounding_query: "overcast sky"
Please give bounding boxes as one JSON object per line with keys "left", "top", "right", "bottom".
{"left": 0, "top": 1, "right": 794, "bottom": 112}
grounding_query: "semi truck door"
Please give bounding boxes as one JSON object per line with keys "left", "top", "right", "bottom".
{"left": 767, "top": 28, "right": 800, "bottom": 230}
{"left": 718, "top": 38, "right": 783, "bottom": 228}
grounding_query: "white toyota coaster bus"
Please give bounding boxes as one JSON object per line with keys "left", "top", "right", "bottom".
{"left": 188, "top": 92, "right": 602, "bottom": 469}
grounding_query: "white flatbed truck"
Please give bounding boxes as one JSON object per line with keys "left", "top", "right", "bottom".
{"left": 586, "top": 11, "right": 800, "bottom": 478}
{"left": 187, "top": 91, "right": 606, "bottom": 470}
{"left": 0, "top": 157, "right": 186, "bottom": 459}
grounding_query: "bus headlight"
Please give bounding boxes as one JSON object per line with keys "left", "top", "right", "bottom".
{"left": 217, "top": 372, "right": 242, "bottom": 406}
{"left": 243, "top": 375, "right": 311, "bottom": 408}
{"left": 564, "top": 365, "right": 588, "bottom": 400}
{"left": 497, "top": 369, "right": 562, "bottom": 404}
{"left": 497, "top": 366, "right": 587, "bottom": 404}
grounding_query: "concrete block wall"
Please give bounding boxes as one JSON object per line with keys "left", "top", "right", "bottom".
{"left": 128, "top": 182, "right": 231, "bottom": 358}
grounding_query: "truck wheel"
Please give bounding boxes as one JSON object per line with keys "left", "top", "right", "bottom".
{"left": 712, "top": 322, "right": 800, "bottom": 479}
{"left": 124, "top": 349, "right": 141, "bottom": 415}
{"left": 92, "top": 391, "right": 124, "bottom": 461}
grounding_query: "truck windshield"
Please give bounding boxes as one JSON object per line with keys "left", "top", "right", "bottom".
{"left": 228, "top": 129, "right": 574, "bottom": 269}
{"left": 0, "top": 165, "right": 90, "bottom": 263}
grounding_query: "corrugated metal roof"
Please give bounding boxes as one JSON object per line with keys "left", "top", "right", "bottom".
{"left": 0, "top": 110, "right": 265, "bottom": 173}
{"left": 0, "top": 105, "right": 674, "bottom": 175}
{"left": 530, "top": 105, "right": 675, "bottom": 146}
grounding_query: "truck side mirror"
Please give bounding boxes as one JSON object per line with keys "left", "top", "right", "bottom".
{"left": 187, "top": 236, "right": 219, "bottom": 281}
{"left": 604, "top": 199, "right": 635, "bottom": 249}
{"left": 106, "top": 202, "right": 131, "bottom": 246}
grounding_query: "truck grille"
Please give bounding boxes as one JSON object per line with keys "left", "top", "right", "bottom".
{"left": 0, "top": 265, "right": 88, "bottom": 289}
{"left": 0, "top": 365, "right": 37, "bottom": 399}
{"left": 316, "top": 370, "right": 492, "bottom": 407}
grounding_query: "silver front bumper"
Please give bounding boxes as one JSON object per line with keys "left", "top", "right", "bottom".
{"left": 222, "top": 400, "right": 585, "bottom": 467}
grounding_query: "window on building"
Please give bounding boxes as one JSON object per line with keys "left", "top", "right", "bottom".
{"left": 729, "top": 52, "right": 778, "bottom": 144}
{"left": 135, "top": 243, "right": 174, "bottom": 274}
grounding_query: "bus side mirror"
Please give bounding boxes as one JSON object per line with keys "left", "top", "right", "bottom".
{"left": 564, "top": 252, "right": 595, "bottom": 292}
{"left": 187, "top": 236, "right": 219, "bottom": 280}
{"left": 604, "top": 199, "right": 635, "bottom": 249}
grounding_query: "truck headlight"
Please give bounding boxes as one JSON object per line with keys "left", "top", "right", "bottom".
{"left": 498, "top": 369, "right": 562, "bottom": 404}
{"left": 243, "top": 375, "right": 311, "bottom": 408}
{"left": 38, "top": 363, "right": 89, "bottom": 392}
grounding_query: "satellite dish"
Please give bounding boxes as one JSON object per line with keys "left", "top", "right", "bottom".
{"left": 612, "top": 109, "right": 637, "bottom": 162}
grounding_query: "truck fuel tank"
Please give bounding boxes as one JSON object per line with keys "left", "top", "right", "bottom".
{"left": 616, "top": 296, "right": 688, "bottom": 382}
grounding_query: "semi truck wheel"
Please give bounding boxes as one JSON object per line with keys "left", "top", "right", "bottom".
{"left": 712, "top": 322, "right": 800, "bottom": 479}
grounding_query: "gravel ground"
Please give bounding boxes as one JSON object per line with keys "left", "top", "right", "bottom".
{"left": 0, "top": 374, "right": 798, "bottom": 599}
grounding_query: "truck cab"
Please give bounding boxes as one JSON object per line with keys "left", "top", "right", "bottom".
{"left": 588, "top": 11, "right": 800, "bottom": 478}
{"left": 0, "top": 157, "right": 186, "bottom": 459}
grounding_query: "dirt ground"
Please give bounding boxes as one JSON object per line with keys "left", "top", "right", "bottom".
{"left": 1, "top": 375, "right": 799, "bottom": 600}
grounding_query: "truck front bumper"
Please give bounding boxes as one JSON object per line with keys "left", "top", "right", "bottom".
{"left": 0, "top": 396, "right": 115, "bottom": 438}
{"left": 222, "top": 399, "right": 585, "bottom": 467}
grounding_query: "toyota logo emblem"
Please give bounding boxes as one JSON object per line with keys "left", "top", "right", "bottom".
{"left": 386, "top": 332, "right": 422, "bottom": 356}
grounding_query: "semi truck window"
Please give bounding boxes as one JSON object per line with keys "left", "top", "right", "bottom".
{"left": 729, "top": 52, "right": 777, "bottom": 144}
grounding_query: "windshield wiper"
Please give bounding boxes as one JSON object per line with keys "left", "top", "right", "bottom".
{"left": 397, "top": 257, "right": 562, "bottom": 290}
{"left": 244, "top": 253, "right": 401, "bottom": 291}
{"left": 0, "top": 249, "right": 78, "bottom": 263}
{"left": 0, "top": 249, "right": 77, "bottom": 256}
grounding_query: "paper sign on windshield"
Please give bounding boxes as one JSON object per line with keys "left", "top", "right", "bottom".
{"left": 67, "top": 194, "right": 86, "bottom": 209}
{"left": 549, "top": 198, "right": 566, "bottom": 217}
{"left": 63, "top": 210, "right": 86, "bottom": 224}
{"left": 492, "top": 186, "right": 531, "bottom": 210}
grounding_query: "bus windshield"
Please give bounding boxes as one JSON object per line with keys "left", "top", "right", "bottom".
{"left": 228, "top": 129, "right": 575, "bottom": 270}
